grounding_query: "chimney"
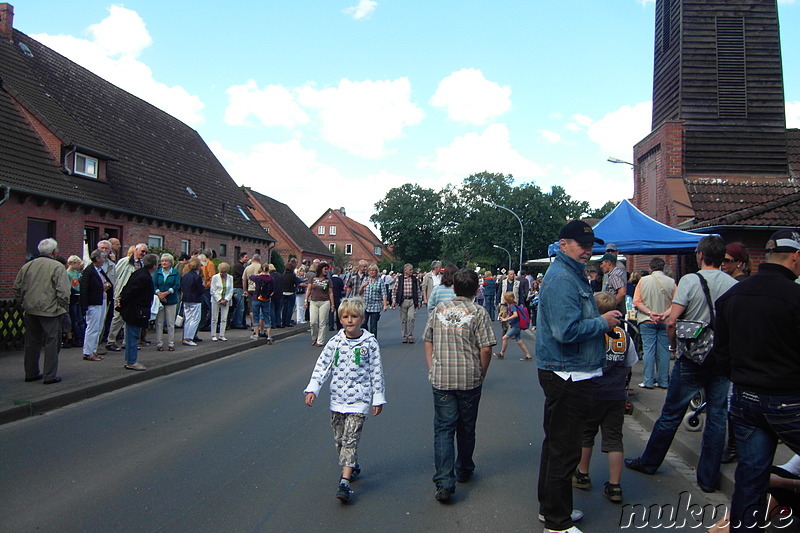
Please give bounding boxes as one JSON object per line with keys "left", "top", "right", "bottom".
{"left": 0, "top": 3, "right": 13, "bottom": 43}
{"left": 339, "top": 207, "right": 346, "bottom": 216}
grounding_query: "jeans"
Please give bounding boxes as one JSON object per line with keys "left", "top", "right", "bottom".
{"left": 124, "top": 323, "right": 141, "bottom": 365}
{"left": 281, "top": 294, "right": 295, "bottom": 327}
{"left": 69, "top": 301, "right": 85, "bottom": 341}
{"left": 232, "top": 288, "right": 246, "bottom": 328}
{"left": 432, "top": 385, "right": 483, "bottom": 491}
{"left": 537, "top": 370, "right": 594, "bottom": 531}
{"left": 640, "top": 322, "right": 670, "bottom": 387}
{"left": 483, "top": 297, "right": 496, "bottom": 320}
{"left": 728, "top": 388, "right": 800, "bottom": 531}
{"left": 364, "top": 311, "right": 380, "bottom": 337}
{"left": 637, "top": 358, "right": 729, "bottom": 491}
{"left": 199, "top": 288, "right": 211, "bottom": 330}
{"left": 272, "top": 298, "right": 283, "bottom": 327}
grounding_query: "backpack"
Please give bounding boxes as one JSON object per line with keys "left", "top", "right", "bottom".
{"left": 514, "top": 304, "right": 530, "bottom": 330}
{"left": 257, "top": 277, "right": 272, "bottom": 301}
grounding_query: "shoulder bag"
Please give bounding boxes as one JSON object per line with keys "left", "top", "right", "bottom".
{"left": 675, "top": 273, "right": 715, "bottom": 365}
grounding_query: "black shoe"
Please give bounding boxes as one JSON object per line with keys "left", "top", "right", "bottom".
{"left": 435, "top": 486, "right": 453, "bottom": 503}
{"left": 106, "top": 343, "right": 122, "bottom": 352}
{"left": 456, "top": 470, "right": 473, "bottom": 483}
{"left": 572, "top": 468, "right": 591, "bottom": 489}
{"left": 624, "top": 457, "right": 654, "bottom": 475}
{"left": 43, "top": 377, "right": 62, "bottom": 385}
{"left": 336, "top": 482, "right": 353, "bottom": 503}
{"left": 721, "top": 447, "right": 738, "bottom": 464}
{"left": 25, "top": 374, "right": 43, "bottom": 382}
{"left": 351, "top": 465, "right": 361, "bottom": 481}
{"left": 603, "top": 482, "right": 623, "bottom": 503}
{"left": 193, "top": 336, "right": 204, "bottom": 342}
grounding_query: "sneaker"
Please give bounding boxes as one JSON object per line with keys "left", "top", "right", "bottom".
{"left": 407, "top": 336, "right": 415, "bottom": 343}
{"left": 624, "top": 457, "right": 654, "bottom": 475}
{"left": 572, "top": 468, "right": 591, "bottom": 490}
{"left": 336, "top": 482, "right": 353, "bottom": 503}
{"left": 638, "top": 382, "right": 654, "bottom": 389}
{"left": 106, "top": 343, "right": 121, "bottom": 352}
{"left": 249, "top": 335, "right": 259, "bottom": 340}
{"left": 538, "top": 509, "right": 583, "bottom": 523}
{"left": 182, "top": 340, "right": 197, "bottom": 346}
{"left": 266, "top": 337, "right": 274, "bottom": 345}
{"left": 211, "top": 336, "right": 218, "bottom": 341}
{"left": 455, "top": 469, "right": 473, "bottom": 483}
{"left": 603, "top": 482, "right": 623, "bottom": 503}
{"left": 219, "top": 337, "right": 228, "bottom": 341}
{"left": 494, "top": 352, "right": 504, "bottom": 359}
{"left": 544, "top": 527, "right": 583, "bottom": 533}
{"left": 351, "top": 465, "right": 361, "bottom": 481}
{"left": 434, "top": 486, "right": 453, "bottom": 503}
{"left": 124, "top": 362, "right": 147, "bottom": 371}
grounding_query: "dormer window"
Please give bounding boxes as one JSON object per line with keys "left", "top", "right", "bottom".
{"left": 74, "top": 154, "right": 98, "bottom": 178}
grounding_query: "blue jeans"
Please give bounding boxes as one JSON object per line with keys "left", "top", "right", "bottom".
{"left": 124, "top": 323, "right": 141, "bottom": 365}
{"left": 232, "top": 288, "right": 246, "bottom": 328}
{"left": 637, "top": 358, "right": 729, "bottom": 491}
{"left": 432, "top": 385, "right": 483, "bottom": 491}
{"left": 251, "top": 300, "right": 272, "bottom": 328}
{"left": 364, "top": 311, "right": 380, "bottom": 337}
{"left": 640, "top": 322, "right": 670, "bottom": 387}
{"left": 69, "top": 301, "right": 85, "bottom": 341}
{"left": 484, "top": 297, "right": 496, "bottom": 320}
{"left": 272, "top": 298, "right": 282, "bottom": 327}
{"left": 728, "top": 388, "right": 800, "bottom": 531}
{"left": 281, "top": 295, "right": 295, "bottom": 327}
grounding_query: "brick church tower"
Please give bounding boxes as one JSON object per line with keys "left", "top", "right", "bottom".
{"left": 630, "top": 0, "right": 799, "bottom": 273}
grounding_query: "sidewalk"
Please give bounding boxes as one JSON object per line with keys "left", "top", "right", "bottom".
{"left": 0, "top": 323, "right": 309, "bottom": 426}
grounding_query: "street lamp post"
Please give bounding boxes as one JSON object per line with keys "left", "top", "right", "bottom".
{"left": 484, "top": 200, "right": 524, "bottom": 273}
{"left": 492, "top": 244, "right": 512, "bottom": 273}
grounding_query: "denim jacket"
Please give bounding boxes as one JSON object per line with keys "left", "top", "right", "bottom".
{"left": 535, "top": 251, "right": 607, "bottom": 372}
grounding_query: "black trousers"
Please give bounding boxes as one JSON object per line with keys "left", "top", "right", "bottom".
{"left": 537, "top": 369, "right": 594, "bottom": 531}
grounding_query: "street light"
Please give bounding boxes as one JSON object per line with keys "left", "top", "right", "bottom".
{"left": 607, "top": 157, "right": 635, "bottom": 167}
{"left": 484, "top": 199, "right": 524, "bottom": 273}
{"left": 493, "top": 244, "right": 511, "bottom": 273}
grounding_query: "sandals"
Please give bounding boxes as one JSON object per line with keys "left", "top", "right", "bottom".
{"left": 520, "top": 356, "right": 532, "bottom": 361}
{"left": 124, "top": 362, "right": 147, "bottom": 371}
{"left": 156, "top": 344, "right": 164, "bottom": 351}
{"left": 168, "top": 345, "right": 175, "bottom": 351}
{"left": 83, "top": 354, "right": 103, "bottom": 361}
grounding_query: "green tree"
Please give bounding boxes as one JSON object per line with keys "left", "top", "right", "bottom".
{"left": 587, "top": 200, "right": 619, "bottom": 219}
{"left": 371, "top": 183, "right": 444, "bottom": 265}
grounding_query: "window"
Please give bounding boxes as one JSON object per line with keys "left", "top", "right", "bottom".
{"left": 329, "top": 243, "right": 336, "bottom": 253}
{"left": 181, "top": 239, "right": 190, "bottom": 255}
{"left": 374, "top": 245, "right": 382, "bottom": 256}
{"left": 345, "top": 243, "right": 353, "bottom": 255}
{"left": 219, "top": 243, "right": 227, "bottom": 257}
{"left": 329, "top": 225, "right": 337, "bottom": 236}
{"left": 26, "top": 218, "right": 55, "bottom": 261}
{"left": 74, "top": 154, "right": 98, "bottom": 178}
{"left": 318, "top": 226, "right": 325, "bottom": 235}
{"left": 84, "top": 226, "right": 99, "bottom": 251}
{"left": 148, "top": 235, "right": 164, "bottom": 249}
{"left": 237, "top": 205, "right": 250, "bottom": 221}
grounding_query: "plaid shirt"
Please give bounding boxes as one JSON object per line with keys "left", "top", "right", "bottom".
{"left": 361, "top": 276, "right": 388, "bottom": 312}
{"left": 423, "top": 297, "right": 496, "bottom": 390}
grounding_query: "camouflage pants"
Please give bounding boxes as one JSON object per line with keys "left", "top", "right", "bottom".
{"left": 331, "top": 411, "right": 366, "bottom": 467}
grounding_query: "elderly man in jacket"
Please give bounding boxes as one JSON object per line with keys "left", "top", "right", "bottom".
{"left": 13, "top": 238, "right": 71, "bottom": 384}
{"left": 536, "top": 220, "right": 622, "bottom": 533}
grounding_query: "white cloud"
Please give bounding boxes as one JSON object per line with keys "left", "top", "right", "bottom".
{"left": 344, "top": 0, "right": 378, "bottom": 19}
{"left": 297, "top": 78, "right": 425, "bottom": 158}
{"left": 585, "top": 101, "right": 652, "bottom": 159}
{"left": 224, "top": 80, "right": 309, "bottom": 127}
{"left": 537, "top": 129, "right": 562, "bottom": 144}
{"left": 787, "top": 101, "right": 800, "bottom": 128}
{"left": 430, "top": 68, "right": 512, "bottom": 125}
{"left": 32, "top": 5, "right": 204, "bottom": 126}
{"left": 418, "top": 123, "right": 545, "bottom": 181}
{"left": 559, "top": 167, "right": 634, "bottom": 208}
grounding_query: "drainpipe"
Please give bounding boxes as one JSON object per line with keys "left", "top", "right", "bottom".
{"left": 0, "top": 184, "right": 9, "bottom": 207}
{"left": 61, "top": 146, "right": 76, "bottom": 175}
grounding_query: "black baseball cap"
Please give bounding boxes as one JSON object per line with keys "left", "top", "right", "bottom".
{"left": 766, "top": 229, "right": 800, "bottom": 253}
{"left": 559, "top": 220, "right": 604, "bottom": 245}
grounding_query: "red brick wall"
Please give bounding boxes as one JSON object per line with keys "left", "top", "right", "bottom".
{"left": 0, "top": 192, "right": 268, "bottom": 298}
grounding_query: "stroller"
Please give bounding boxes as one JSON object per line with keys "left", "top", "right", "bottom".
{"left": 682, "top": 389, "right": 706, "bottom": 432}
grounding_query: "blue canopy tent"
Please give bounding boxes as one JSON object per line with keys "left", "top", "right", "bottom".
{"left": 546, "top": 200, "right": 711, "bottom": 257}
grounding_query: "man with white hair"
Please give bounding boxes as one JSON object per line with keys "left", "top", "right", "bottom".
{"left": 13, "top": 238, "right": 71, "bottom": 384}
{"left": 106, "top": 242, "right": 148, "bottom": 351}
{"left": 421, "top": 261, "right": 442, "bottom": 307}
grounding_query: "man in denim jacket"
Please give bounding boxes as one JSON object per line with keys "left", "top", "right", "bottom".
{"left": 536, "top": 220, "right": 622, "bottom": 533}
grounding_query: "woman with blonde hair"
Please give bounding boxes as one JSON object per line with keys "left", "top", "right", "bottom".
{"left": 305, "top": 262, "right": 334, "bottom": 346}
{"left": 210, "top": 262, "right": 234, "bottom": 341}
{"left": 153, "top": 253, "right": 180, "bottom": 351}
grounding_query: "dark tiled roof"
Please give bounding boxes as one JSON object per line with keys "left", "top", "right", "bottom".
{"left": 247, "top": 189, "right": 331, "bottom": 256}
{"left": 686, "top": 178, "right": 800, "bottom": 228}
{"left": 0, "top": 29, "right": 272, "bottom": 242}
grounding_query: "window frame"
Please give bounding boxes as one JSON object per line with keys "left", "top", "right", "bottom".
{"left": 345, "top": 243, "right": 353, "bottom": 255}
{"left": 74, "top": 153, "right": 99, "bottom": 179}
{"left": 318, "top": 226, "right": 325, "bottom": 235}
{"left": 329, "top": 225, "right": 337, "bottom": 236}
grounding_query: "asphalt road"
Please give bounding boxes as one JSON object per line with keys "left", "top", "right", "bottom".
{"left": 0, "top": 308, "right": 725, "bottom": 532}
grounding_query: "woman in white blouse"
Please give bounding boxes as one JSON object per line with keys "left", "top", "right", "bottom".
{"left": 210, "top": 262, "right": 234, "bottom": 341}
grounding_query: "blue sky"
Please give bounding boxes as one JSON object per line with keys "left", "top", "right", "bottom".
{"left": 10, "top": 1, "right": 800, "bottom": 234}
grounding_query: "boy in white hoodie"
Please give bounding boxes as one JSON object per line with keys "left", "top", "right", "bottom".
{"left": 304, "top": 297, "right": 386, "bottom": 503}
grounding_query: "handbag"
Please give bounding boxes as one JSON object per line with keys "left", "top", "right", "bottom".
{"left": 175, "top": 314, "right": 184, "bottom": 327}
{"left": 150, "top": 295, "right": 163, "bottom": 320}
{"left": 675, "top": 273, "right": 715, "bottom": 365}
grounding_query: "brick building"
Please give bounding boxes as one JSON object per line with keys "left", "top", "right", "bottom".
{"left": 629, "top": 0, "right": 800, "bottom": 274}
{"left": 0, "top": 4, "right": 274, "bottom": 298}
{"left": 244, "top": 188, "right": 333, "bottom": 265}
{"left": 309, "top": 208, "right": 395, "bottom": 270}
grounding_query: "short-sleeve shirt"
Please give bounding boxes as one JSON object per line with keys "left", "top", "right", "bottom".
{"left": 602, "top": 267, "right": 626, "bottom": 296}
{"left": 672, "top": 269, "right": 737, "bottom": 323}
{"left": 423, "top": 297, "right": 497, "bottom": 390}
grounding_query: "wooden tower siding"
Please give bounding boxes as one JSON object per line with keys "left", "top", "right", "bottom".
{"left": 652, "top": 0, "right": 788, "bottom": 175}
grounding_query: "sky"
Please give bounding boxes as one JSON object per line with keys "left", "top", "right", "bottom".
{"left": 9, "top": 0, "right": 800, "bottom": 236}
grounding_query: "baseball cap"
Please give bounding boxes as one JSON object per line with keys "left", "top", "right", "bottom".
{"left": 606, "top": 242, "right": 618, "bottom": 252}
{"left": 600, "top": 253, "right": 617, "bottom": 263}
{"left": 559, "top": 220, "right": 604, "bottom": 245}
{"left": 766, "top": 229, "right": 800, "bottom": 253}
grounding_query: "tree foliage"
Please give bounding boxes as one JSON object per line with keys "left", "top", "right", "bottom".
{"left": 587, "top": 200, "right": 619, "bottom": 220}
{"left": 371, "top": 173, "right": 610, "bottom": 270}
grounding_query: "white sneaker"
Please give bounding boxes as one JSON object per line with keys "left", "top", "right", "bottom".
{"left": 219, "top": 337, "right": 228, "bottom": 341}
{"left": 211, "top": 336, "right": 218, "bottom": 342}
{"left": 538, "top": 509, "right": 583, "bottom": 523}
{"left": 182, "top": 340, "right": 197, "bottom": 346}
{"left": 249, "top": 335, "right": 259, "bottom": 340}
{"left": 544, "top": 527, "right": 583, "bottom": 533}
